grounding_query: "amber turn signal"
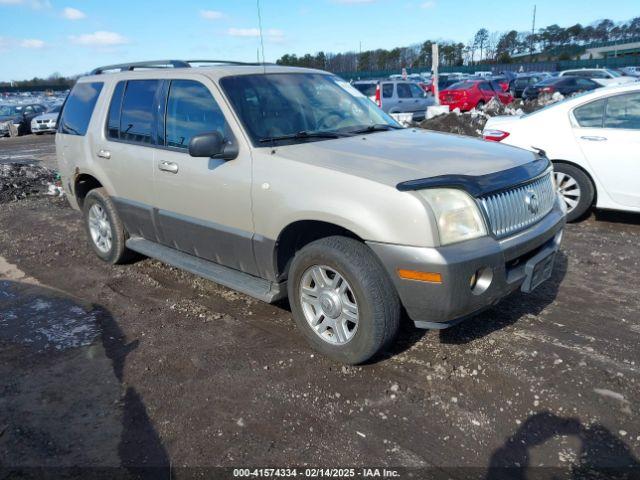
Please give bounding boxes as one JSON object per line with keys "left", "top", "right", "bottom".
{"left": 397, "top": 269, "right": 442, "bottom": 284}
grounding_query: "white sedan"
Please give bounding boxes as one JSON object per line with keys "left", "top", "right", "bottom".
{"left": 482, "top": 84, "right": 640, "bottom": 221}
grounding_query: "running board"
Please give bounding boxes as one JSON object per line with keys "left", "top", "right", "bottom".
{"left": 126, "top": 237, "right": 286, "bottom": 303}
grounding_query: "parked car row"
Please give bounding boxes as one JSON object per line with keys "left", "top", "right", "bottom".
{"left": 0, "top": 101, "right": 62, "bottom": 137}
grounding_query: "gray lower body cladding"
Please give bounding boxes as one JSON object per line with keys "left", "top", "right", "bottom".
{"left": 367, "top": 201, "right": 565, "bottom": 328}
{"left": 111, "top": 197, "right": 278, "bottom": 281}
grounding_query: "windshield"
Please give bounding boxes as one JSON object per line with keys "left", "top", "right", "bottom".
{"left": 605, "top": 69, "right": 621, "bottom": 78}
{"left": 447, "top": 81, "right": 476, "bottom": 90}
{"left": 48, "top": 105, "right": 62, "bottom": 114}
{"left": 220, "top": 73, "right": 399, "bottom": 146}
{"left": 0, "top": 105, "right": 20, "bottom": 116}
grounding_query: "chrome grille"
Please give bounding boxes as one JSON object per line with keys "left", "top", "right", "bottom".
{"left": 479, "top": 172, "right": 555, "bottom": 238}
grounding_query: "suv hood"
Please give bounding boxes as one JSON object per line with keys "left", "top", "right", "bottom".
{"left": 272, "top": 128, "right": 537, "bottom": 189}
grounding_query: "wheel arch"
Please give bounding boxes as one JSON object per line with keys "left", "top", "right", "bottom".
{"left": 74, "top": 173, "right": 104, "bottom": 209}
{"left": 273, "top": 220, "right": 364, "bottom": 282}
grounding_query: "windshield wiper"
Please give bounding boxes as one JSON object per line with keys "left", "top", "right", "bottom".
{"left": 348, "top": 124, "right": 403, "bottom": 135}
{"left": 258, "top": 130, "right": 348, "bottom": 144}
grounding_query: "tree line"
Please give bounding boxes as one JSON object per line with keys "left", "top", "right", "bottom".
{"left": 0, "top": 72, "right": 75, "bottom": 89}
{"left": 276, "top": 16, "right": 640, "bottom": 73}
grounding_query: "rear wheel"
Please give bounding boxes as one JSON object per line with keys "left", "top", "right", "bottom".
{"left": 553, "top": 163, "right": 595, "bottom": 222}
{"left": 288, "top": 236, "right": 400, "bottom": 364}
{"left": 83, "top": 188, "right": 133, "bottom": 264}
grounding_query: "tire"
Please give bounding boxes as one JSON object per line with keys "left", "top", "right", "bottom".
{"left": 83, "top": 188, "right": 133, "bottom": 264}
{"left": 553, "top": 162, "right": 595, "bottom": 222}
{"left": 476, "top": 100, "right": 485, "bottom": 110}
{"left": 287, "top": 236, "right": 401, "bottom": 364}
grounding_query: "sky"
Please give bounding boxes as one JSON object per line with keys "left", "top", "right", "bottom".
{"left": 0, "top": 0, "right": 638, "bottom": 81}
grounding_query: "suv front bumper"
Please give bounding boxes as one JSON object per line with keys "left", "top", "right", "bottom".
{"left": 367, "top": 198, "right": 565, "bottom": 329}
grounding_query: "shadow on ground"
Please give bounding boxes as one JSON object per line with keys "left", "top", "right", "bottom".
{"left": 487, "top": 411, "right": 640, "bottom": 479}
{"left": 0, "top": 280, "right": 171, "bottom": 478}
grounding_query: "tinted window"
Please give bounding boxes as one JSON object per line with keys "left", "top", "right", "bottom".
{"left": 397, "top": 83, "right": 412, "bottom": 98}
{"left": 382, "top": 83, "right": 394, "bottom": 98}
{"left": 574, "top": 99, "right": 605, "bottom": 128}
{"left": 576, "top": 78, "right": 596, "bottom": 89}
{"left": 106, "top": 81, "right": 126, "bottom": 140}
{"left": 409, "top": 83, "right": 425, "bottom": 98}
{"left": 604, "top": 93, "right": 640, "bottom": 129}
{"left": 120, "top": 80, "right": 160, "bottom": 144}
{"left": 164, "top": 80, "right": 227, "bottom": 149}
{"left": 479, "top": 82, "right": 493, "bottom": 91}
{"left": 58, "top": 82, "right": 103, "bottom": 136}
{"left": 353, "top": 83, "right": 377, "bottom": 97}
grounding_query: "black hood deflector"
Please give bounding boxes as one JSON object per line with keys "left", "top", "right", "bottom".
{"left": 396, "top": 156, "right": 551, "bottom": 198}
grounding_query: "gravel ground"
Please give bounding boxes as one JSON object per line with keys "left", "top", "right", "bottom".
{"left": 1, "top": 135, "right": 639, "bottom": 479}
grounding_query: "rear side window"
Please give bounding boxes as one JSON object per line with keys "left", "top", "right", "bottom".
{"left": 397, "top": 83, "right": 412, "bottom": 98}
{"left": 106, "top": 81, "right": 125, "bottom": 140}
{"left": 164, "top": 80, "right": 227, "bottom": 149}
{"left": 382, "top": 83, "right": 393, "bottom": 98}
{"left": 119, "top": 80, "right": 160, "bottom": 144}
{"left": 58, "top": 82, "right": 103, "bottom": 136}
{"left": 574, "top": 99, "right": 605, "bottom": 128}
{"left": 604, "top": 93, "right": 640, "bottom": 129}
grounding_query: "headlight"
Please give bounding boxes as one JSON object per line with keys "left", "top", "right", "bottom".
{"left": 419, "top": 189, "right": 487, "bottom": 246}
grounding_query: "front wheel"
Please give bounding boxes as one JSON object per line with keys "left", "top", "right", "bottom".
{"left": 288, "top": 236, "right": 400, "bottom": 364}
{"left": 476, "top": 100, "right": 485, "bottom": 110}
{"left": 553, "top": 163, "right": 595, "bottom": 222}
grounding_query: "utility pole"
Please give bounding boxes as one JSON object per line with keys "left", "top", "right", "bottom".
{"left": 530, "top": 5, "right": 536, "bottom": 54}
{"left": 432, "top": 43, "right": 440, "bottom": 105}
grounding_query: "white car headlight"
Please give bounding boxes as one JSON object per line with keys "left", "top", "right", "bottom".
{"left": 419, "top": 188, "right": 487, "bottom": 246}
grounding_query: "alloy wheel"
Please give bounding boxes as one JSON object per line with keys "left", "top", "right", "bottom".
{"left": 554, "top": 171, "right": 581, "bottom": 214}
{"left": 299, "top": 265, "right": 359, "bottom": 345}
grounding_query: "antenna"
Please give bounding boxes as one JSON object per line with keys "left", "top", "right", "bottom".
{"left": 256, "top": 0, "right": 267, "bottom": 72}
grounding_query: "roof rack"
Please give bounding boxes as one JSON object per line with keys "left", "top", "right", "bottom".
{"left": 90, "top": 59, "right": 274, "bottom": 75}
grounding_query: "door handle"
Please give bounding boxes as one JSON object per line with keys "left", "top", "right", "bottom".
{"left": 158, "top": 161, "right": 179, "bottom": 174}
{"left": 97, "top": 149, "right": 111, "bottom": 159}
{"left": 580, "top": 136, "right": 607, "bottom": 142}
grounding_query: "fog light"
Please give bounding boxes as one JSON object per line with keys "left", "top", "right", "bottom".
{"left": 470, "top": 267, "right": 493, "bottom": 295}
{"left": 469, "top": 271, "right": 478, "bottom": 289}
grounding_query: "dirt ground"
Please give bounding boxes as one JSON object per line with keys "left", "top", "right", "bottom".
{"left": 1, "top": 136, "right": 639, "bottom": 479}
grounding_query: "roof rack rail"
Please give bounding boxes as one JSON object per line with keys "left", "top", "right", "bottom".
{"left": 90, "top": 60, "right": 191, "bottom": 75}
{"left": 90, "top": 59, "right": 275, "bottom": 75}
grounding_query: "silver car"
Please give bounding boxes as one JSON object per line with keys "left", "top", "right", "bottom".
{"left": 31, "top": 104, "right": 62, "bottom": 134}
{"left": 353, "top": 80, "right": 433, "bottom": 120}
{"left": 56, "top": 60, "right": 566, "bottom": 364}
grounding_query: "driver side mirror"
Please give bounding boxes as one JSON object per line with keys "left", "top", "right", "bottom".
{"left": 188, "top": 131, "right": 238, "bottom": 160}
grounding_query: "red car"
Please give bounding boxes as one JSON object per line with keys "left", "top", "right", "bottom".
{"left": 439, "top": 80, "right": 513, "bottom": 111}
